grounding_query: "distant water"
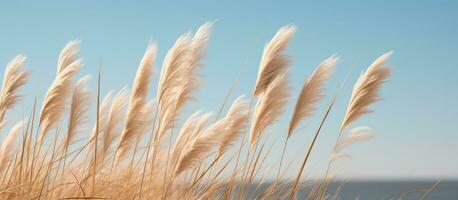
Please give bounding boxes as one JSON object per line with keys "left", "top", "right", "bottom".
{"left": 241, "top": 180, "right": 458, "bottom": 199}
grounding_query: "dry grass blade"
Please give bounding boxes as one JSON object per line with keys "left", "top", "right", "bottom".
{"left": 87, "top": 91, "right": 113, "bottom": 153}
{"left": 288, "top": 96, "right": 337, "bottom": 200}
{"left": 253, "top": 25, "right": 295, "bottom": 96}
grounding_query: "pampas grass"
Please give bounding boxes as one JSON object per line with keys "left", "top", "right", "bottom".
{"left": 115, "top": 44, "right": 156, "bottom": 164}
{"left": 38, "top": 40, "right": 82, "bottom": 143}
{"left": 334, "top": 126, "right": 374, "bottom": 153}
{"left": 0, "top": 56, "right": 30, "bottom": 129}
{"left": 156, "top": 22, "right": 212, "bottom": 143}
{"left": 0, "top": 24, "right": 394, "bottom": 200}
{"left": 340, "top": 52, "right": 392, "bottom": 133}
{"left": 171, "top": 112, "right": 212, "bottom": 169}
{"left": 174, "top": 119, "right": 223, "bottom": 176}
{"left": 101, "top": 88, "right": 129, "bottom": 163}
{"left": 288, "top": 56, "right": 338, "bottom": 136}
{"left": 249, "top": 71, "right": 290, "bottom": 148}
{"left": 0, "top": 120, "right": 23, "bottom": 173}
{"left": 217, "top": 96, "right": 249, "bottom": 155}
{"left": 61, "top": 75, "right": 91, "bottom": 153}
{"left": 274, "top": 56, "right": 338, "bottom": 193}
{"left": 253, "top": 25, "right": 295, "bottom": 96}
{"left": 175, "top": 95, "right": 248, "bottom": 176}
{"left": 312, "top": 53, "right": 392, "bottom": 199}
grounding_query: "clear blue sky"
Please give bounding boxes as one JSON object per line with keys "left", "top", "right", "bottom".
{"left": 0, "top": 1, "right": 457, "bottom": 180}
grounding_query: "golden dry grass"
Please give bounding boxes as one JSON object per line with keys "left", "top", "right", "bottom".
{"left": 0, "top": 22, "right": 391, "bottom": 199}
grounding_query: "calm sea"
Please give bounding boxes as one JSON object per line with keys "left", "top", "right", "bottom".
{"left": 242, "top": 180, "right": 458, "bottom": 199}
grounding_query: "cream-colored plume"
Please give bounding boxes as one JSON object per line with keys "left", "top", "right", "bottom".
{"left": 0, "top": 56, "right": 30, "bottom": 129}
{"left": 288, "top": 56, "right": 338, "bottom": 136}
{"left": 250, "top": 72, "right": 290, "bottom": 147}
{"left": 116, "top": 44, "right": 156, "bottom": 164}
{"left": 253, "top": 25, "right": 295, "bottom": 96}
{"left": 340, "top": 52, "right": 392, "bottom": 132}
{"left": 38, "top": 40, "right": 82, "bottom": 143}
{"left": 61, "top": 75, "right": 91, "bottom": 153}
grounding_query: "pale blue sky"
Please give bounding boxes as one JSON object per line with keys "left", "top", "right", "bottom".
{"left": 0, "top": 1, "right": 457, "bottom": 180}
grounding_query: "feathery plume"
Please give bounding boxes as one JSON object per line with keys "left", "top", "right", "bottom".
{"left": 137, "top": 100, "right": 156, "bottom": 140}
{"left": 335, "top": 126, "right": 374, "bottom": 151}
{"left": 330, "top": 152, "right": 352, "bottom": 161}
{"left": 89, "top": 90, "right": 129, "bottom": 170}
{"left": 174, "top": 118, "right": 224, "bottom": 176}
{"left": 57, "top": 40, "right": 80, "bottom": 74}
{"left": 155, "top": 35, "right": 191, "bottom": 141}
{"left": 102, "top": 88, "right": 128, "bottom": 158}
{"left": 116, "top": 44, "right": 156, "bottom": 164}
{"left": 340, "top": 52, "right": 392, "bottom": 132}
{"left": 189, "top": 22, "right": 213, "bottom": 70}
{"left": 156, "top": 86, "right": 189, "bottom": 143}
{"left": 0, "top": 120, "right": 24, "bottom": 172}
{"left": 253, "top": 25, "right": 295, "bottom": 96}
{"left": 38, "top": 40, "right": 82, "bottom": 142}
{"left": 218, "top": 96, "right": 250, "bottom": 155}
{"left": 0, "top": 56, "right": 30, "bottom": 127}
{"left": 331, "top": 126, "right": 374, "bottom": 161}
{"left": 175, "top": 21, "right": 212, "bottom": 105}
{"left": 61, "top": 75, "right": 91, "bottom": 153}
{"left": 171, "top": 112, "right": 211, "bottom": 168}
{"left": 250, "top": 72, "right": 290, "bottom": 147}
{"left": 288, "top": 56, "right": 338, "bottom": 136}
{"left": 156, "top": 22, "right": 212, "bottom": 142}
{"left": 157, "top": 34, "right": 191, "bottom": 102}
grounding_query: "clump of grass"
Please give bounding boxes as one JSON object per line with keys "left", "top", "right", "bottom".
{"left": 0, "top": 22, "right": 393, "bottom": 200}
